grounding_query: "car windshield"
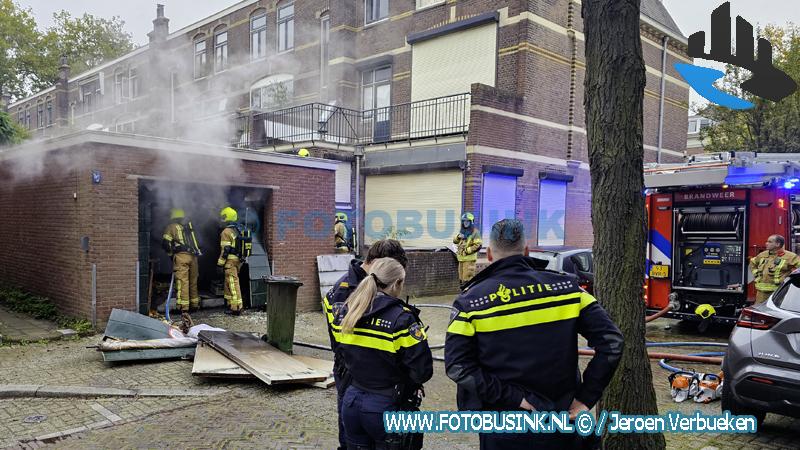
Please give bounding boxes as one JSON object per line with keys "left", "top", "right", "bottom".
{"left": 771, "top": 282, "right": 800, "bottom": 314}
{"left": 529, "top": 252, "right": 558, "bottom": 270}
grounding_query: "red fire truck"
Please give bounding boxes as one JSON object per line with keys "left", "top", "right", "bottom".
{"left": 644, "top": 152, "right": 800, "bottom": 326}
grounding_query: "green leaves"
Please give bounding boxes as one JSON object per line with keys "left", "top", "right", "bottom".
{"left": 0, "top": 1, "right": 134, "bottom": 101}
{"left": 701, "top": 24, "right": 800, "bottom": 153}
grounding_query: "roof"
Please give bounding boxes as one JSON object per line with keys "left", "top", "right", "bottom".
{"left": 641, "top": 0, "right": 684, "bottom": 38}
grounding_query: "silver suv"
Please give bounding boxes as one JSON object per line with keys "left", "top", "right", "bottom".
{"left": 722, "top": 272, "right": 800, "bottom": 424}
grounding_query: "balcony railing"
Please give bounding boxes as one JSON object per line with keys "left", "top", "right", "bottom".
{"left": 233, "top": 93, "right": 470, "bottom": 149}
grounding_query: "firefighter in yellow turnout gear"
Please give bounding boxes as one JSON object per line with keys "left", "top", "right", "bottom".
{"left": 750, "top": 234, "right": 800, "bottom": 303}
{"left": 162, "top": 209, "right": 202, "bottom": 311}
{"left": 453, "top": 212, "right": 482, "bottom": 283}
{"left": 217, "top": 207, "right": 244, "bottom": 315}
{"left": 334, "top": 212, "right": 350, "bottom": 253}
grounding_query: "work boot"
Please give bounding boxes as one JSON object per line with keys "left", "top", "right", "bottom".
{"left": 224, "top": 309, "right": 241, "bottom": 316}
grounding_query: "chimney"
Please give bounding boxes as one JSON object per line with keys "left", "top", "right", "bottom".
{"left": 148, "top": 4, "right": 169, "bottom": 43}
{"left": 56, "top": 55, "right": 70, "bottom": 127}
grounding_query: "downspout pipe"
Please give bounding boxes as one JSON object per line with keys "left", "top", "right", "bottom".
{"left": 657, "top": 36, "right": 669, "bottom": 164}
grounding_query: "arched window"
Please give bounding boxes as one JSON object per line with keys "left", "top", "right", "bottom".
{"left": 193, "top": 34, "right": 207, "bottom": 79}
{"left": 250, "top": 74, "right": 294, "bottom": 110}
{"left": 214, "top": 26, "right": 228, "bottom": 72}
{"left": 25, "top": 105, "right": 31, "bottom": 129}
{"left": 250, "top": 9, "right": 267, "bottom": 60}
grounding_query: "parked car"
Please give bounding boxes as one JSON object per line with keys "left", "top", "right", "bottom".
{"left": 528, "top": 246, "right": 594, "bottom": 294}
{"left": 722, "top": 271, "right": 800, "bottom": 425}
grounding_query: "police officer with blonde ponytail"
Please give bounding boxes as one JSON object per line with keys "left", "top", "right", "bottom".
{"left": 333, "top": 257, "right": 433, "bottom": 450}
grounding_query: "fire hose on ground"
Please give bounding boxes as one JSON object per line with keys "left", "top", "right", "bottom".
{"left": 296, "top": 304, "right": 727, "bottom": 369}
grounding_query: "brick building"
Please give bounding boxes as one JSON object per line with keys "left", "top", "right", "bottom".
{"left": 3, "top": 0, "right": 691, "bottom": 319}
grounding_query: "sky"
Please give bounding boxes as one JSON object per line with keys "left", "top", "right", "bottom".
{"left": 17, "top": 0, "right": 800, "bottom": 110}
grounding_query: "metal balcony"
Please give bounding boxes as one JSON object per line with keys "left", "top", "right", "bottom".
{"left": 233, "top": 93, "right": 470, "bottom": 149}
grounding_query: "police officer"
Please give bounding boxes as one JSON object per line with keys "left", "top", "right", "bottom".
{"left": 323, "top": 240, "right": 409, "bottom": 450}
{"left": 750, "top": 234, "right": 800, "bottom": 303}
{"left": 161, "top": 208, "right": 202, "bottom": 312}
{"left": 217, "top": 206, "right": 243, "bottom": 315}
{"left": 332, "top": 257, "right": 433, "bottom": 450}
{"left": 445, "top": 219, "right": 623, "bottom": 450}
{"left": 453, "top": 212, "right": 482, "bottom": 283}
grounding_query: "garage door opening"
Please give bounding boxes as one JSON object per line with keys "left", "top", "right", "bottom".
{"left": 137, "top": 180, "right": 273, "bottom": 314}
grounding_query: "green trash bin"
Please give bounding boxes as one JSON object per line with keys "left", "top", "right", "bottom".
{"left": 264, "top": 275, "right": 303, "bottom": 353}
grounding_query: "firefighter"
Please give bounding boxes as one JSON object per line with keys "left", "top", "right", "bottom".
{"left": 750, "top": 234, "right": 800, "bottom": 303}
{"left": 322, "top": 240, "right": 408, "bottom": 450}
{"left": 445, "top": 219, "right": 623, "bottom": 450}
{"left": 217, "top": 206, "right": 243, "bottom": 315}
{"left": 453, "top": 212, "right": 482, "bottom": 283}
{"left": 332, "top": 257, "right": 432, "bottom": 450}
{"left": 161, "top": 208, "right": 201, "bottom": 312}
{"left": 334, "top": 212, "right": 350, "bottom": 253}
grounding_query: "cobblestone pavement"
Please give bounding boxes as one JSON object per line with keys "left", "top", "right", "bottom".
{"left": 0, "top": 297, "right": 798, "bottom": 449}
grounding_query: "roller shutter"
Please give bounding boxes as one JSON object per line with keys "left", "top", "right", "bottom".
{"left": 537, "top": 179, "right": 567, "bottom": 246}
{"left": 481, "top": 173, "right": 517, "bottom": 239}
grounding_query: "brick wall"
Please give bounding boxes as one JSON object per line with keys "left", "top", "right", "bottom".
{"left": 404, "top": 251, "right": 460, "bottom": 298}
{"left": 0, "top": 139, "right": 335, "bottom": 323}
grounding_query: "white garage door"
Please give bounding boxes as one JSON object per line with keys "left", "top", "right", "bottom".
{"left": 365, "top": 171, "right": 463, "bottom": 249}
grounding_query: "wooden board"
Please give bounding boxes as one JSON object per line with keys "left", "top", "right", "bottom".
{"left": 192, "top": 344, "right": 335, "bottom": 389}
{"left": 198, "top": 330, "right": 328, "bottom": 385}
{"left": 293, "top": 356, "right": 336, "bottom": 389}
{"left": 101, "top": 347, "right": 195, "bottom": 362}
{"left": 192, "top": 342, "right": 253, "bottom": 378}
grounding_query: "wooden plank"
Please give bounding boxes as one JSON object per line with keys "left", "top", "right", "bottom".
{"left": 198, "top": 331, "right": 328, "bottom": 385}
{"left": 191, "top": 342, "right": 254, "bottom": 379}
{"left": 293, "top": 356, "right": 335, "bottom": 389}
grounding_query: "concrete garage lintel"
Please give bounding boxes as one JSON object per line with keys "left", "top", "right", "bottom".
{"left": 363, "top": 142, "right": 467, "bottom": 175}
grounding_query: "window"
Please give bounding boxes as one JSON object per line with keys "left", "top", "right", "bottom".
{"left": 114, "top": 70, "right": 129, "bottom": 104}
{"left": 25, "top": 107, "right": 31, "bottom": 129}
{"left": 688, "top": 119, "right": 698, "bottom": 133}
{"left": 194, "top": 36, "right": 207, "bottom": 78}
{"left": 362, "top": 66, "right": 391, "bottom": 114}
{"left": 699, "top": 118, "right": 712, "bottom": 130}
{"left": 251, "top": 12, "right": 267, "bottom": 60}
{"left": 115, "top": 120, "right": 135, "bottom": 133}
{"left": 81, "top": 79, "right": 102, "bottom": 113}
{"left": 17, "top": 109, "right": 23, "bottom": 125}
{"left": 537, "top": 179, "right": 567, "bottom": 246}
{"left": 320, "top": 14, "right": 330, "bottom": 90}
{"left": 277, "top": 3, "right": 294, "bottom": 52}
{"left": 129, "top": 68, "right": 139, "bottom": 98}
{"left": 250, "top": 74, "right": 294, "bottom": 110}
{"left": 214, "top": 29, "right": 228, "bottom": 72}
{"left": 170, "top": 71, "right": 177, "bottom": 123}
{"left": 36, "top": 102, "right": 43, "bottom": 129}
{"left": 366, "top": 0, "right": 389, "bottom": 24}
{"left": 46, "top": 99, "right": 53, "bottom": 126}
{"left": 416, "top": 0, "right": 443, "bottom": 9}
{"left": 481, "top": 173, "right": 517, "bottom": 240}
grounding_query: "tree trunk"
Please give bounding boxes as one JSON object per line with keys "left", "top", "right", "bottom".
{"left": 583, "top": 1, "right": 666, "bottom": 449}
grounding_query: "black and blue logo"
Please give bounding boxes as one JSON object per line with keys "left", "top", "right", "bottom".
{"left": 675, "top": 2, "right": 797, "bottom": 110}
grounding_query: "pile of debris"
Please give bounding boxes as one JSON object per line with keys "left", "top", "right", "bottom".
{"left": 95, "top": 309, "right": 333, "bottom": 388}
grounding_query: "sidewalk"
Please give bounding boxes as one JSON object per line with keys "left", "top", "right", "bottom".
{"left": 0, "top": 306, "right": 68, "bottom": 344}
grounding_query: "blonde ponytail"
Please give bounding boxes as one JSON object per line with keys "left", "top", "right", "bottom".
{"left": 341, "top": 257, "right": 406, "bottom": 334}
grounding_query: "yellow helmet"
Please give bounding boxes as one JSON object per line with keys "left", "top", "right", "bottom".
{"left": 335, "top": 212, "right": 348, "bottom": 222}
{"left": 170, "top": 208, "right": 185, "bottom": 220}
{"left": 298, "top": 148, "right": 310, "bottom": 157}
{"left": 220, "top": 206, "right": 238, "bottom": 223}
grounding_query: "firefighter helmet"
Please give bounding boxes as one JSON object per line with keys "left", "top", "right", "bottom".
{"left": 170, "top": 208, "right": 185, "bottom": 220}
{"left": 220, "top": 206, "right": 238, "bottom": 223}
{"left": 461, "top": 212, "right": 475, "bottom": 222}
{"left": 335, "top": 212, "right": 348, "bottom": 222}
{"left": 298, "top": 148, "right": 310, "bottom": 157}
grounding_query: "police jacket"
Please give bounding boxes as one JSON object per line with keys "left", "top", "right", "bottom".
{"left": 323, "top": 259, "right": 367, "bottom": 353}
{"left": 333, "top": 292, "right": 433, "bottom": 396}
{"left": 444, "top": 254, "right": 623, "bottom": 412}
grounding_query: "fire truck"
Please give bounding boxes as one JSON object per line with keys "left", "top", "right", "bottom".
{"left": 644, "top": 152, "right": 800, "bottom": 327}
